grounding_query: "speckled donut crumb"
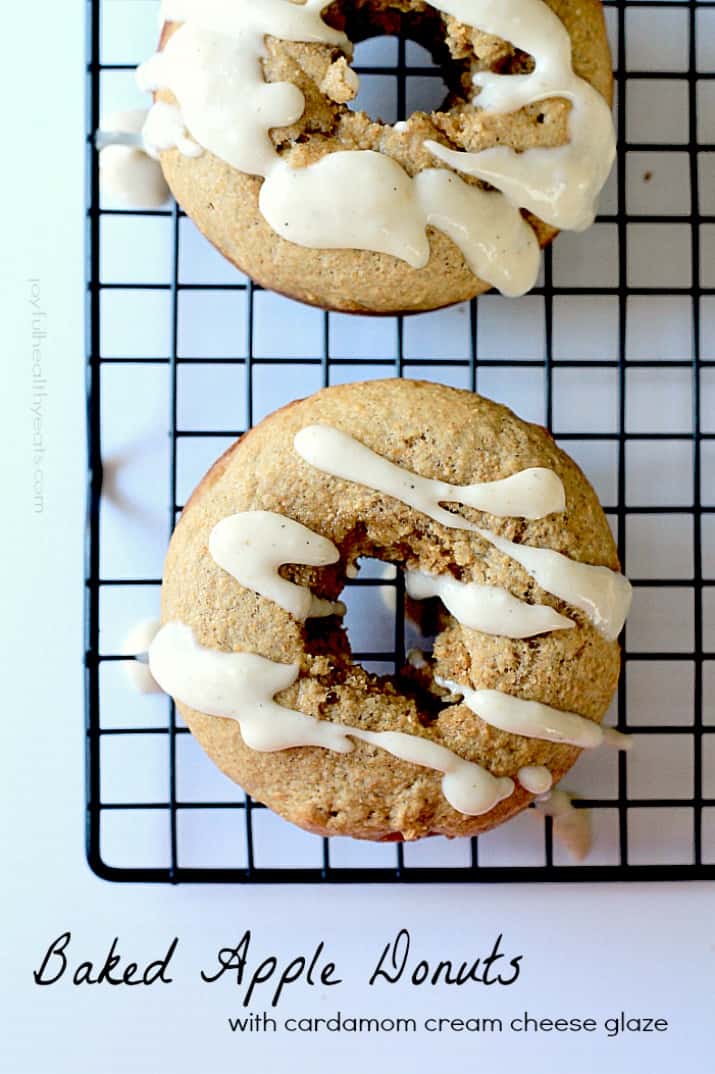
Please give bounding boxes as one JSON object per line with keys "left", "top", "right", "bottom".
{"left": 153, "top": 0, "right": 613, "bottom": 314}
{"left": 159, "top": 380, "right": 622, "bottom": 842}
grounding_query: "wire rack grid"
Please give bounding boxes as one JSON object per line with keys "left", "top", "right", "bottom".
{"left": 85, "top": 0, "right": 715, "bottom": 883}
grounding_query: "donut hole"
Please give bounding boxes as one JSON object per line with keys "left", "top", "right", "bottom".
{"left": 303, "top": 555, "right": 404, "bottom": 659}
{"left": 319, "top": 0, "right": 535, "bottom": 125}
{"left": 323, "top": 0, "right": 473, "bottom": 96}
{"left": 300, "top": 553, "right": 458, "bottom": 729}
{"left": 349, "top": 36, "right": 452, "bottom": 123}
{"left": 260, "top": 1, "right": 568, "bottom": 217}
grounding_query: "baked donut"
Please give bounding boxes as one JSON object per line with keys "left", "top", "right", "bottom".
{"left": 137, "top": 0, "right": 614, "bottom": 314}
{"left": 149, "top": 380, "right": 631, "bottom": 841}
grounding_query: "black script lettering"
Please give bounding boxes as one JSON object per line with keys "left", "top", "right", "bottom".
{"left": 33, "top": 932, "right": 70, "bottom": 985}
{"left": 201, "top": 930, "right": 251, "bottom": 984}
{"left": 482, "top": 934, "right": 522, "bottom": 986}
{"left": 202, "top": 932, "right": 341, "bottom": 1007}
{"left": 145, "top": 939, "right": 178, "bottom": 985}
{"left": 369, "top": 928, "right": 410, "bottom": 985}
{"left": 33, "top": 933, "right": 177, "bottom": 986}
{"left": 369, "top": 929, "right": 522, "bottom": 989}
{"left": 243, "top": 957, "right": 279, "bottom": 1007}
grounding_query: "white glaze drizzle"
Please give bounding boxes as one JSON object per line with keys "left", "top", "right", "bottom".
{"left": 375, "top": 560, "right": 398, "bottom": 614}
{"left": 436, "top": 676, "right": 604, "bottom": 749}
{"left": 98, "top": 110, "right": 171, "bottom": 208}
{"left": 141, "top": 100, "right": 202, "bottom": 160}
{"left": 602, "top": 726, "right": 634, "bottom": 751}
{"left": 533, "top": 788, "right": 592, "bottom": 861}
{"left": 294, "top": 424, "right": 631, "bottom": 640}
{"left": 482, "top": 530, "right": 632, "bottom": 642}
{"left": 405, "top": 568, "right": 573, "bottom": 638}
{"left": 517, "top": 765, "right": 553, "bottom": 794}
{"left": 148, "top": 622, "right": 515, "bottom": 815}
{"left": 138, "top": 1, "right": 343, "bottom": 176}
{"left": 120, "top": 618, "right": 163, "bottom": 694}
{"left": 259, "top": 158, "right": 540, "bottom": 296}
{"left": 294, "top": 424, "right": 565, "bottom": 522}
{"left": 132, "top": 0, "right": 618, "bottom": 297}
{"left": 148, "top": 422, "right": 633, "bottom": 815}
{"left": 209, "top": 511, "right": 344, "bottom": 620}
{"left": 424, "top": 0, "right": 616, "bottom": 231}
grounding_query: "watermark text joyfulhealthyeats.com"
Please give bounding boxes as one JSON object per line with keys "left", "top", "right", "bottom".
{"left": 29, "top": 278, "right": 48, "bottom": 515}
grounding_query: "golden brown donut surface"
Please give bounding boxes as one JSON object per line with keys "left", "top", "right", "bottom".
{"left": 158, "top": 380, "right": 622, "bottom": 841}
{"left": 149, "top": 0, "right": 613, "bottom": 314}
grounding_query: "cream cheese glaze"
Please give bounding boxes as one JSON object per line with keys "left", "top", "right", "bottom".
{"left": 424, "top": 0, "right": 616, "bottom": 231}
{"left": 602, "top": 726, "right": 633, "bottom": 750}
{"left": 120, "top": 618, "right": 163, "bottom": 694}
{"left": 533, "top": 788, "right": 592, "bottom": 860}
{"left": 482, "top": 530, "right": 632, "bottom": 642}
{"left": 151, "top": 420, "right": 630, "bottom": 821}
{"left": 294, "top": 424, "right": 566, "bottom": 523}
{"left": 405, "top": 568, "right": 574, "bottom": 638}
{"left": 141, "top": 100, "right": 202, "bottom": 160}
{"left": 436, "top": 677, "right": 604, "bottom": 749}
{"left": 517, "top": 765, "right": 553, "bottom": 794}
{"left": 98, "top": 110, "right": 172, "bottom": 208}
{"left": 294, "top": 424, "right": 632, "bottom": 639}
{"left": 209, "top": 511, "right": 344, "bottom": 620}
{"left": 148, "top": 622, "right": 515, "bottom": 816}
{"left": 136, "top": 0, "right": 614, "bottom": 297}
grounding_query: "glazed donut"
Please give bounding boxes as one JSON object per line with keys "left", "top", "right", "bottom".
{"left": 149, "top": 380, "right": 631, "bottom": 841}
{"left": 137, "top": 0, "right": 614, "bottom": 314}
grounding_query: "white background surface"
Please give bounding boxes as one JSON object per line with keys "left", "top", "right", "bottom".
{"left": 2, "top": 3, "right": 714, "bottom": 1072}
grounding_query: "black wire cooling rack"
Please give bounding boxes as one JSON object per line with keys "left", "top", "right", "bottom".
{"left": 85, "top": 0, "right": 715, "bottom": 883}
